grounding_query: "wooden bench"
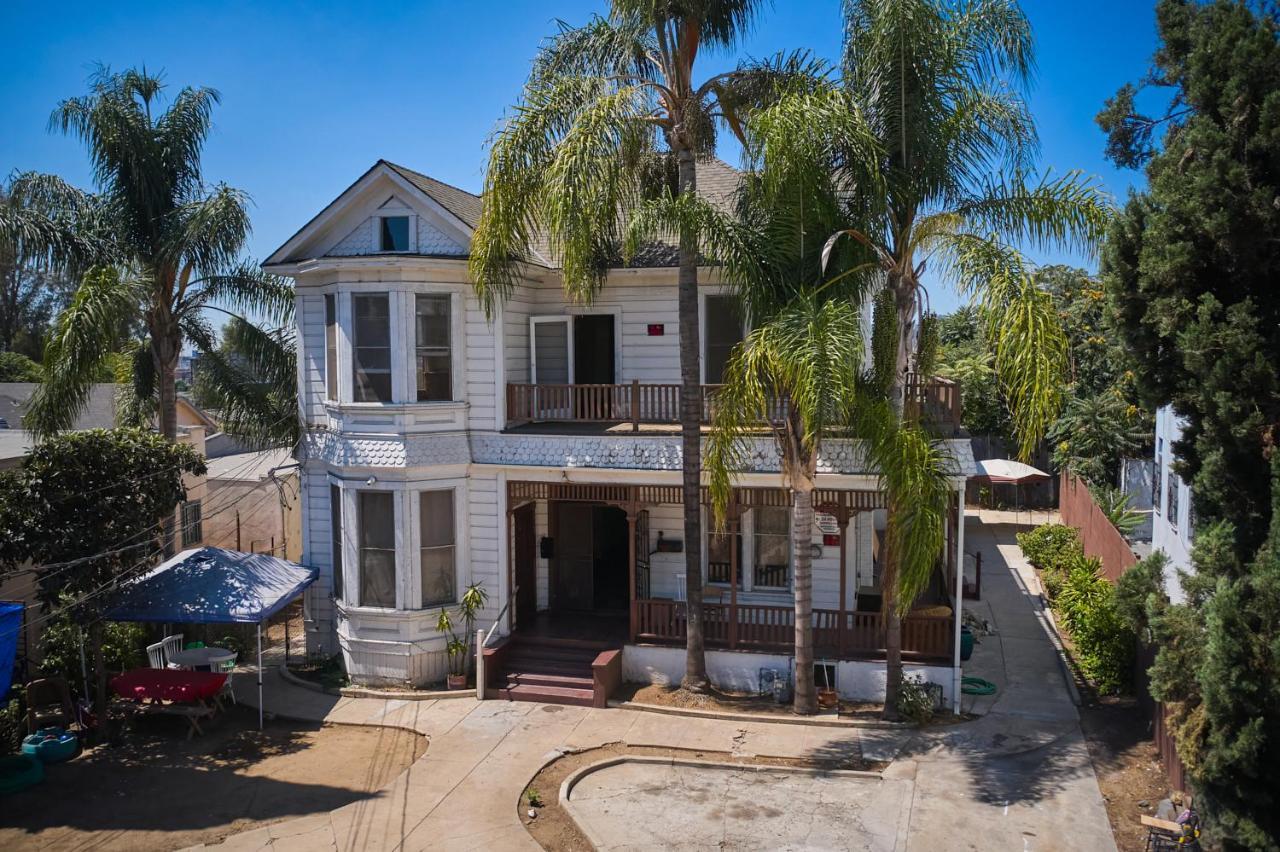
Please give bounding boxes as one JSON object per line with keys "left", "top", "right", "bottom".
{"left": 1141, "top": 814, "right": 1197, "bottom": 851}
{"left": 119, "top": 701, "right": 216, "bottom": 739}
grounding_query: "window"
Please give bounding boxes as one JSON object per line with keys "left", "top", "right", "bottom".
{"left": 380, "top": 216, "right": 410, "bottom": 252}
{"left": 1167, "top": 475, "right": 1180, "bottom": 530}
{"left": 324, "top": 294, "right": 338, "bottom": 400}
{"left": 415, "top": 294, "right": 452, "bottom": 401}
{"left": 704, "top": 295, "right": 745, "bottom": 383}
{"left": 1153, "top": 459, "right": 1162, "bottom": 515}
{"left": 180, "top": 500, "right": 203, "bottom": 548}
{"left": 358, "top": 492, "right": 396, "bottom": 607}
{"left": 352, "top": 294, "right": 392, "bottom": 402}
{"left": 419, "top": 490, "right": 456, "bottom": 607}
{"left": 753, "top": 507, "right": 790, "bottom": 589}
{"left": 330, "top": 484, "right": 344, "bottom": 601}
{"left": 707, "top": 526, "right": 743, "bottom": 587}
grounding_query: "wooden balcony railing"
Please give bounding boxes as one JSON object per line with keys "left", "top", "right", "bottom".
{"left": 632, "top": 598, "right": 954, "bottom": 661}
{"left": 506, "top": 374, "right": 961, "bottom": 433}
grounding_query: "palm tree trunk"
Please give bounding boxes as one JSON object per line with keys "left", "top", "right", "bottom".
{"left": 150, "top": 311, "right": 181, "bottom": 554}
{"left": 676, "top": 145, "right": 708, "bottom": 691}
{"left": 883, "top": 278, "right": 917, "bottom": 719}
{"left": 791, "top": 485, "right": 817, "bottom": 715}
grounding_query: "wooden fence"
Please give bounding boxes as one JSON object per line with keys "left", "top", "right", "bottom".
{"left": 1058, "top": 472, "right": 1137, "bottom": 581}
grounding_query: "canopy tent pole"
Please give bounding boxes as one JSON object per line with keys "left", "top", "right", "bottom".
{"left": 257, "top": 621, "right": 263, "bottom": 730}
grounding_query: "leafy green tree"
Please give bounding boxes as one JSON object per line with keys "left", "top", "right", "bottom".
{"left": 0, "top": 429, "right": 205, "bottom": 722}
{"left": 0, "top": 351, "right": 42, "bottom": 382}
{"left": 1049, "top": 393, "right": 1147, "bottom": 486}
{"left": 749, "top": 0, "right": 1110, "bottom": 715}
{"left": 8, "top": 68, "right": 294, "bottom": 450}
{"left": 470, "top": 1, "right": 786, "bottom": 691}
{"left": 1099, "top": 0, "right": 1280, "bottom": 557}
{"left": 935, "top": 308, "right": 1011, "bottom": 439}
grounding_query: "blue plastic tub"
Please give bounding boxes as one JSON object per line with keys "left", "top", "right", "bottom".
{"left": 21, "top": 728, "right": 78, "bottom": 764}
{"left": 0, "top": 754, "right": 43, "bottom": 794}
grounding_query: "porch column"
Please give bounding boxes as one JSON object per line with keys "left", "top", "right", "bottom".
{"left": 728, "top": 509, "right": 740, "bottom": 649}
{"left": 627, "top": 499, "right": 638, "bottom": 644}
{"left": 837, "top": 509, "right": 850, "bottom": 658}
{"left": 952, "top": 486, "right": 966, "bottom": 715}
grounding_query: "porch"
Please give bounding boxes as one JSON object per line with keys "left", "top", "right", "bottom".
{"left": 503, "top": 480, "right": 962, "bottom": 666}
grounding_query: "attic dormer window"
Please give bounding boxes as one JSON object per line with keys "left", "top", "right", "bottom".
{"left": 380, "top": 216, "right": 410, "bottom": 252}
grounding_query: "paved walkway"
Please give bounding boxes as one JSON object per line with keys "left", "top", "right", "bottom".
{"left": 192, "top": 514, "right": 1115, "bottom": 852}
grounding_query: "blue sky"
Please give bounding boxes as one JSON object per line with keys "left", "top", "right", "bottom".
{"left": 0, "top": 1, "right": 1158, "bottom": 315}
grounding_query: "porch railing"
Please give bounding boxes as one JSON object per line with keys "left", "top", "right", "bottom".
{"left": 632, "top": 598, "right": 954, "bottom": 662}
{"left": 506, "top": 374, "right": 960, "bottom": 433}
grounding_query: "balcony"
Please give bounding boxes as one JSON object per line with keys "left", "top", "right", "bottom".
{"left": 504, "top": 374, "right": 961, "bottom": 434}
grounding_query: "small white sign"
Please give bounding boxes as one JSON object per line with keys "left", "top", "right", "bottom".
{"left": 815, "top": 512, "right": 839, "bottom": 535}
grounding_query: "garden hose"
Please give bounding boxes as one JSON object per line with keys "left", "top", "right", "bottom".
{"left": 961, "top": 676, "right": 997, "bottom": 695}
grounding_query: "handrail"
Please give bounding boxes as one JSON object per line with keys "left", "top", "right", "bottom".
{"left": 483, "top": 597, "right": 512, "bottom": 648}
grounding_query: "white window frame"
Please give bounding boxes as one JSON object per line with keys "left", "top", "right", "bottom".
{"left": 375, "top": 212, "right": 415, "bottom": 253}
{"left": 699, "top": 292, "right": 748, "bottom": 384}
{"left": 413, "top": 292, "right": 454, "bottom": 403}
{"left": 530, "top": 315, "right": 575, "bottom": 384}
{"left": 413, "top": 487, "right": 460, "bottom": 609}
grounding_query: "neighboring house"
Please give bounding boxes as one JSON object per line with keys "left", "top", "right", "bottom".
{"left": 0, "top": 382, "right": 118, "bottom": 432}
{"left": 265, "top": 159, "right": 974, "bottom": 705}
{"left": 1151, "top": 405, "right": 1194, "bottom": 603}
{"left": 202, "top": 447, "right": 301, "bottom": 561}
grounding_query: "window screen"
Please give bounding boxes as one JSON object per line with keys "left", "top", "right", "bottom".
{"left": 415, "top": 294, "right": 452, "bottom": 401}
{"left": 330, "top": 484, "right": 344, "bottom": 601}
{"left": 704, "top": 295, "right": 745, "bottom": 384}
{"left": 380, "top": 216, "right": 410, "bottom": 252}
{"left": 352, "top": 294, "right": 392, "bottom": 402}
{"left": 325, "top": 295, "right": 338, "bottom": 400}
{"left": 419, "top": 490, "right": 456, "bottom": 607}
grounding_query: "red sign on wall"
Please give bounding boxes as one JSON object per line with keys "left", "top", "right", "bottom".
{"left": 647, "top": 324, "right": 664, "bottom": 336}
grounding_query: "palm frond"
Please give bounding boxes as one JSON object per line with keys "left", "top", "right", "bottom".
{"left": 27, "top": 266, "right": 140, "bottom": 438}
{"left": 953, "top": 170, "right": 1113, "bottom": 257}
{"left": 188, "top": 263, "right": 294, "bottom": 326}
{"left": 531, "top": 14, "right": 656, "bottom": 86}
{"left": 163, "top": 183, "right": 252, "bottom": 276}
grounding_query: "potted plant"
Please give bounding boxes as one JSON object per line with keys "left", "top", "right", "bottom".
{"left": 436, "top": 583, "right": 489, "bottom": 689}
{"left": 816, "top": 665, "right": 839, "bottom": 710}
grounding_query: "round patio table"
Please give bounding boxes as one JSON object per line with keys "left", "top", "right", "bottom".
{"left": 166, "top": 646, "right": 232, "bottom": 670}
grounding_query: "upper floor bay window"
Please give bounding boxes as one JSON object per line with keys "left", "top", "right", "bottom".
{"left": 358, "top": 491, "right": 396, "bottom": 607}
{"left": 415, "top": 294, "right": 452, "bottom": 401}
{"left": 419, "top": 489, "right": 456, "bottom": 607}
{"left": 352, "top": 294, "right": 392, "bottom": 402}
{"left": 754, "top": 507, "right": 791, "bottom": 590}
{"left": 380, "top": 215, "right": 410, "bottom": 252}
{"left": 325, "top": 294, "right": 338, "bottom": 400}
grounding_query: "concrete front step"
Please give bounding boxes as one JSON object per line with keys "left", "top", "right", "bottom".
{"left": 502, "top": 670, "right": 595, "bottom": 689}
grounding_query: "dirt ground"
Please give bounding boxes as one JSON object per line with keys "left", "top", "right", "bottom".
{"left": 520, "top": 741, "right": 885, "bottom": 851}
{"left": 620, "top": 682, "right": 885, "bottom": 720}
{"left": 1078, "top": 694, "right": 1174, "bottom": 852}
{"left": 0, "top": 705, "right": 425, "bottom": 851}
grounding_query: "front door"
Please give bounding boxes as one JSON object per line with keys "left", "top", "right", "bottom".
{"left": 553, "top": 503, "right": 594, "bottom": 610}
{"left": 513, "top": 503, "right": 536, "bottom": 628}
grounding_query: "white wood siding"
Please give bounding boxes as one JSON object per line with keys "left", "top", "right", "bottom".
{"left": 298, "top": 294, "right": 327, "bottom": 424}
{"left": 465, "top": 292, "right": 498, "bottom": 430}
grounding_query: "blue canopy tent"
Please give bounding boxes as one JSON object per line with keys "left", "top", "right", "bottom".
{"left": 102, "top": 547, "right": 317, "bottom": 728}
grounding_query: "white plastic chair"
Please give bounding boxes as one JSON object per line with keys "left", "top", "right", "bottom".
{"left": 207, "top": 651, "right": 238, "bottom": 705}
{"left": 162, "top": 634, "right": 184, "bottom": 669}
{"left": 146, "top": 641, "right": 166, "bottom": 669}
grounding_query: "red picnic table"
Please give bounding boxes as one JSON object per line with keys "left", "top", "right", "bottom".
{"left": 111, "top": 668, "right": 228, "bottom": 737}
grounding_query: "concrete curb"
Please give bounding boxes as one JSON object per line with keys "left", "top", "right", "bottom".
{"left": 608, "top": 698, "right": 911, "bottom": 729}
{"left": 1038, "top": 602, "right": 1084, "bottom": 706}
{"left": 278, "top": 664, "right": 472, "bottom": 701}
{"left": 558, "top": 755, "right": 884, "bottom": 850}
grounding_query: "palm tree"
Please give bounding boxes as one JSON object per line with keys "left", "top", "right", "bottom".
{"left": 19, "top": 67, "right": 294, "bottom": 448}
{"left": 749, "top": 0, "right": 1112, "bottom": 715}
{"left": 470, "top": 1, "right": 780, "bottom": 691}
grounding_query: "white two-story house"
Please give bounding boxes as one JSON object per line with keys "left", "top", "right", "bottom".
{"left": 265, "top": 159, "right": 975, "bottom": 708}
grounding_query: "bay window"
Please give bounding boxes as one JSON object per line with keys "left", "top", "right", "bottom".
{"left": 419, "top": 489, "right": 456, "bottom": 607}
{"left": 352, "top": 294, "right": 392, "bottom": 402}
{"left": 415, "top": 294, "right": 452, "bottom": 401}
{"left": 325, "top": 294, "right": 338, "bottom": 400}
{"left": 358, "top": 491, "right": 396, "bottom": 607}
{"left": 330, "top": 483, "right": 343, "bottom": 601}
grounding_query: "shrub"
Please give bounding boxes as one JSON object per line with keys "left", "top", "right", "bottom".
{"left": 0, "top": 699, "right": 23, "bottom": 754}
{"left": 38, "top": 608, "right": 147, "bottom": 695}
{"left": 896, "top": 674, "right": 937, "bottom": 725}
{"left": 1017, "top": 524, "right": 1084, "bottom": 600}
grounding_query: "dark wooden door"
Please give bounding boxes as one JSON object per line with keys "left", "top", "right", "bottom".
{"left": 513, "top": 503, "right": 536, "bottom": 629}
{"left": 553, "top": 503, "right": 594, "bottom": 610}
{"left": 573, "top": 315, "right": 615, "bottom": 384}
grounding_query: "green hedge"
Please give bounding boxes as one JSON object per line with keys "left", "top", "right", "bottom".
{"left": 1017, "top": 523, "right": 1134, "bottom": 694}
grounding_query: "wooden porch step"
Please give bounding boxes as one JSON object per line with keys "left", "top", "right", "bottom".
{"left": 486, "top": 683, "right": 595, "bottom": 707}
{"left": 505, "top": 647, "right": 601, "bottom": 666}
{"left": 502, "top": 671, "right": 595, "bottom": 689}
